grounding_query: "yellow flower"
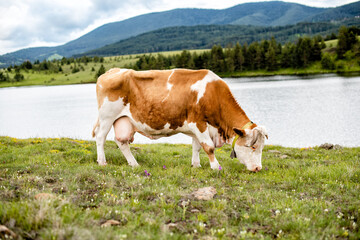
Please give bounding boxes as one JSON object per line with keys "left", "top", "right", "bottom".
{"left": 50, "top": 149, "right": 60, "bottom": 153}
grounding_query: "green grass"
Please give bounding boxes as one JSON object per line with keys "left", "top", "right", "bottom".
{"left": 0, "top": 136, "right": 359, "bottom": 239}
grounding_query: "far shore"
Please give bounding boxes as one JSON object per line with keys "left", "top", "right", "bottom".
{"left": 1, "top": 69, "right": 360, "bottom": 89}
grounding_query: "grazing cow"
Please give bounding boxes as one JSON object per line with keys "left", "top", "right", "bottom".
{"left": 92, "top": 68, "right": 268, "bottom": 172}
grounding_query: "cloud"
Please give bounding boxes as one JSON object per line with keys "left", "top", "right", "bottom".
{"left": 0, "top": 0, "right": 158, "bottom": 54}
{"left": 0, "top": 0, "right": 358, "bottom": 55}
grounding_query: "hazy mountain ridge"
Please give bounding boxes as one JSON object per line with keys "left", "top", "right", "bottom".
{"left": 1, "top": 1, "right": 359, "bottom": 67}
{"left": 80, "top": 20, "right": 360, "bottom": 57}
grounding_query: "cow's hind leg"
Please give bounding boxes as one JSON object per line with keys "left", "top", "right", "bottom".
{"left": 95, "top": 118, "right": 113, "bottom": 165}
{"left": 114, "top": 117, "right": 139, "bottom": 167}
{"left": 191, "top": 137, "right": 202, "bottom": 167}
{"left": 94, "top": 99, "right": 125, "bottom": 165}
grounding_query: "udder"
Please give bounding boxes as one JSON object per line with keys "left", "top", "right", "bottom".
{"left": 113, "top": 117, "right": 135, "bottom": 144}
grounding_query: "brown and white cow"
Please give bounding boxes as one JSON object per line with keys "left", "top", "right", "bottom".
{"left": 92, "top": 68, "right": 268, "bottom": 172}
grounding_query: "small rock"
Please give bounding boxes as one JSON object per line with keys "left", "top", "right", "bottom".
{"left": 320, "top": 143, "right": 343, "bottom": 150}
{"left": 280, "top": 154, "right": 288, "bottom": 159}
{"left": 191, "top": 187, "right": 216, "bottom": 200}
{"left": 268, "top": 150, "right": 281, "bottom": 154}
{"left": 34, "top": 193, "right": 56, "bottom": 200}
{"left": 191, "top": 209, "right": 200, "bottom": 213}
{"left": 319, "top": 143, "right": 334, "bottom": 150}
{"left": 101, "top": 219, "right": 121, "bottom": 228}
{"left": 0, "top": 225, "right": 17, "bottom": 238}
{"left": 333, "top": 144, "right": 343, "bottom": 150}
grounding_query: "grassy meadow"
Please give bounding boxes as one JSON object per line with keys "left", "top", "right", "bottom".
{"left": 0, "top": 49, "right": 209, "bottom": 88}
{"left": 0, "top": 136, "right": 359, "bottom": 239}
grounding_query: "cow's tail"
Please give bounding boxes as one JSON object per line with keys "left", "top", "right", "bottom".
{"left": 92, "top": 117, "right": 99, "bottom": 138}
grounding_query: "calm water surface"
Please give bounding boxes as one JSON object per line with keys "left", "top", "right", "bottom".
{"left": 0, "top": 74, "right": 359, "bottom": 147}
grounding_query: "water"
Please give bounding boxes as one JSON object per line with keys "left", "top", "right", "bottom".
{"left": 0, "top": 74, "right": 359, "bottom": 147}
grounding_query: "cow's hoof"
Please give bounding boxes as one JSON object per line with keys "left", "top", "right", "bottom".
{"left": 210, "top": 161, "right": 220, "bottom": 170}
{"left": 130, "top": 162, "right": 140, "bottom": 167}
{"left": 192, "top": 163, "right": 202, "bottom": 168}
{"left": 98, "top": 161, "right": 107, "bottom": 166}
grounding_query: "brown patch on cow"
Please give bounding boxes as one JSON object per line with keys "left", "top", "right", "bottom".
{"left": 196, "top": 80, "right": 257, "bottom": 141}
{"left": 201, "top": 143, "right": 215, "bottom": 162}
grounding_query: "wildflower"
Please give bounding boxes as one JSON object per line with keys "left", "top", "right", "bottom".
{"left": 144, "top": 170, "right": 151, "bottom": 176}
{"left": 240, "top": 230, "right": 247, "bottom": 236}
{"left": 324, "top": 209, "right": 329, "bottom": 212}
{"left": 275, "top": 210, "right": 281, "bottom": 215}
{"left": 219, "top": 165, "right": 222, "bottom": 170}
{"left": 163, "top": 165, "right": 166, "bottom": 169}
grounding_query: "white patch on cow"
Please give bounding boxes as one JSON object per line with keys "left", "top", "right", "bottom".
{"left": 190, "top": 71, "right": 221, "bottom": 103}
{"left": 99, "top": 97, "right": 126, "bottom": 121}
{"left": 208, "top": 124, "right": 224, "bottom": 148}
{"left": 115, "top": 68, "right": 129, "bottom": 75}
{"left": 167, "top": 69, "right": 175, "bottom": 90}
{"left": 162, "top": 70, "right": 175, "bottom": 102}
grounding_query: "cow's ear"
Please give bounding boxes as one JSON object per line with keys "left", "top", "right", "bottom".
{"left": 233, "top": 128, "right": 246, "bottom": 137}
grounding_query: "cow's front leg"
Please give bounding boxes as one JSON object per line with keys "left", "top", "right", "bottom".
{"left": 114, "top": 117, "right": 139, "bottom": 167}
{"left": 191, "top": 137, "right": 202, "bottom": 167}
{"left": 201, "top": 143, "right": 220, "bottom": 170}
{"left": 193, "top": 132, "right": 220, "bottom": 170}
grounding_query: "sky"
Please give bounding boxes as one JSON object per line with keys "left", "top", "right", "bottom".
{"left": 0, "top": 0, "right": 358, "bottom": 55}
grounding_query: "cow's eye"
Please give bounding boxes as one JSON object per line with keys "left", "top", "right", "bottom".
{"left": 251, "top": 146, "right": 256, "bottom": 151}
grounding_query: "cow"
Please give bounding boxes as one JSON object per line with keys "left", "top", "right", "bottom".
{"left": 92, "top": 68, "right": 268, "bottom": 172}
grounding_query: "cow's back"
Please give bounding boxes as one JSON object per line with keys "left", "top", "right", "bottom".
{"left": 96, "top": 68, "right": 218, "bottom": 131}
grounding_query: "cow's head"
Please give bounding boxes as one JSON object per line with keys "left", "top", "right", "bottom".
{"left": 230, "top": 126, "right": 268, "bottom": 172}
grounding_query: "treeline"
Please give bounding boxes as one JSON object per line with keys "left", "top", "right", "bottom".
{"left": 1, "top": 56, "right": 105, "bottom": 82}
{"left": 131, "top": 36, "right": 323, "bottom": 72}
{"left": 130, "top": 26, "right": 360, "bottom": 72}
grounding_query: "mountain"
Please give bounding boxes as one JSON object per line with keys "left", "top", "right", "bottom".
{"left": 308, "top": 1, "right": 360, "bottom": 22}
{"left": 80, "top": 20, "right": 360, "bottom": 57}
{"left": 1, "top": 1, "right": 359, "bottom": 67}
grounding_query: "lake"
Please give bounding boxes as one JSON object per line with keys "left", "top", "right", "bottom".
{"left": 0, "top": 74, "right": 359, "bottom": 147}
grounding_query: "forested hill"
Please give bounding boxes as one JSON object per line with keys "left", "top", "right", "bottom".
{"left": 80, "top": 20, "right": 360, "bottom": 57}
{"left": 1, "top": 1, "right": 360, "bottom": 67}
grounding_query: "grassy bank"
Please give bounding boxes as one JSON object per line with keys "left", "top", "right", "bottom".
{"left": 0, "top": 136, "right": 359, "bottom": 239}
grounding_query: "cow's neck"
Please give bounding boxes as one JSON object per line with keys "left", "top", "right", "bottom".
{"left": 215, "top": 92, "right": 255, "bottom": 143}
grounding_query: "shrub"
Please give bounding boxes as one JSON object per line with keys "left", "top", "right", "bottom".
{"left": 321, "top": 53, "right": 336, "bottom": 70}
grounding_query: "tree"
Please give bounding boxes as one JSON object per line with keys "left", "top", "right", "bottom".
{"left": 13, "top": 68, "right": 24, "bottom": 82}
{"left": 265, "top": 45, "right": 277, "bottom": 71}
{"left": 95, "top": 65, "right": 106, "bottom": 78}
{"left": 233, "top": 43, "right": 244, "bottom": 71}
{"left": 337, "top": 26, "right": 358, "bottom": 59}
{"left": 0, "top": 72, "right": 10, "bottom": 82}
{"left": 321, "top": 53, "right": 336, "bottom": 70}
